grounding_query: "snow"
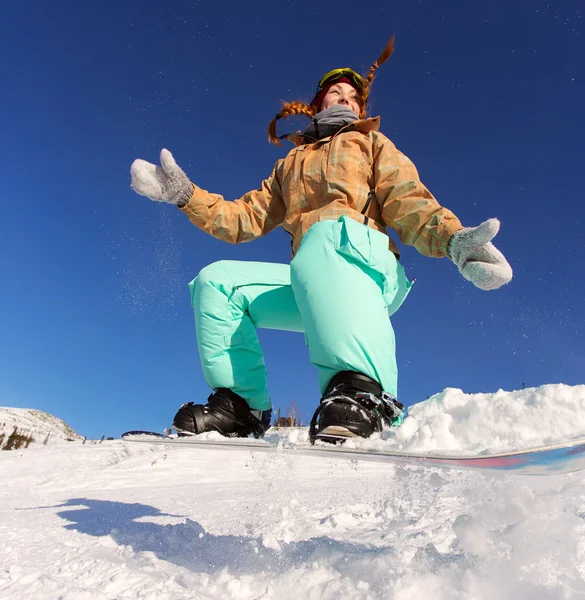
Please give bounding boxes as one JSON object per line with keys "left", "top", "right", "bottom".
{"left": 1, "top": 384, "right": 585, "bottom": 599}
{"left": 344, "top": 383, "right": 585, "bottom": 455}
{"left": 267, "top": 383, "right": 585, "bottom": 457}
{"left": 0, "top": 407, "right": 82, "bottom": 444}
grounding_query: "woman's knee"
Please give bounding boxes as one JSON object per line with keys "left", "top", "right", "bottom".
{"left": 189, "top": 261, "right": 236, "bottom": 308}
{"left": 194, "top": 261, "right": 233, "bottom": 288}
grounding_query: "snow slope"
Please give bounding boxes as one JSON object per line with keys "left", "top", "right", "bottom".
{"left": 1, "top": 384, "right": 584, "bottom": 600}
{"left": 0, "top": 407, "right": 82, "bottom": 444}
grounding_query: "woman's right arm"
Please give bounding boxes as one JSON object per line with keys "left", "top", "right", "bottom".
{"left": 131, "top": 149, "right": 286, "bottom": 245}
{"left": 180, "top": 159, "right": 286, "bottom": 245}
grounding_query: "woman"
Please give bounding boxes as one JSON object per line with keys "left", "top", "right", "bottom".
{"left": 130, "top": 38, "right": 512, "bottom": 443}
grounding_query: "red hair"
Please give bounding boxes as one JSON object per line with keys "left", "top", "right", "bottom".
{"left": 267, "top": 36, "right": 395, "bottom": 146}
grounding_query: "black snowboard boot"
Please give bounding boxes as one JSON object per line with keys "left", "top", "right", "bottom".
{"left": 173, "top": 388, "right": 272, "bottom": 439}
{"left": 309, "top": 371, "right": 404, "bottom": 444}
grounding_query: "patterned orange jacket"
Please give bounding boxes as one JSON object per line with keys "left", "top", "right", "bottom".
{"left": 180, "top": 116, "right": 463, "bottom": 259}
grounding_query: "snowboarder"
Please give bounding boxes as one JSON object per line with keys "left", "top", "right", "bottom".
{"left": 130, "top": 38, "right": 512, "bottom": 443}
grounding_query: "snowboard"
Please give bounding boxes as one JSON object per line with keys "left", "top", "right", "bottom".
{"left": 120, "top": 430, "right": 585, "bottom": 476}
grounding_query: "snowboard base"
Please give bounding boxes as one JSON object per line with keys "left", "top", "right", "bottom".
{"left": 120, "top": 430, "right": 585, "bottom": 476}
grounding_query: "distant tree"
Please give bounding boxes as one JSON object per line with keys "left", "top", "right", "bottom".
{"left": 0, "top": 427, "right": 34, "bottom": 451}
{"left": 43, "top": 433, "right": 51, "bottom": 445}
{"left": 13, "top": 432, "right": 24, "bottom": 450}
{"left": 15, "top": 430, "right": 34, "bottom": 450}
{"left": 273, "top": 401, "right": 303, "bottom": 428}
{"left": 17, "top": 433, "right": 32, "bottom": 449}
{"left": 3, "top": 427, "right": 18, "bottom": 450}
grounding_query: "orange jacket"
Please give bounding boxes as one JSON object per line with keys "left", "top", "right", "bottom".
{"left": 180, "top": 116, "right": 462, "bottom": 258}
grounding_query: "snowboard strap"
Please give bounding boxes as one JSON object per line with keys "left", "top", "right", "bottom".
{"left": 310, "top": 371, "right": 406, "bottom": 443}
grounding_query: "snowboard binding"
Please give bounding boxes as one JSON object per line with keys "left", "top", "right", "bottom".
{"left": 173, "top": 388, "right": 272, "bottom": 439}
{"left": 309, "top": 371, "right": 404, "bottom": 444}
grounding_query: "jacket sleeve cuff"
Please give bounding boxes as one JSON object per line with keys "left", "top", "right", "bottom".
{"left": 429, "top": 217, "right": 463, "bottom": 258}
{"left": 178, "top": 185, "right": 210, "bottom": 230}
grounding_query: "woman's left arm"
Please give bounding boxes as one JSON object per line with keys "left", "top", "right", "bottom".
{"left": 372, "top": 133, "right": 463, "bottom": 258}
{"left": 373, "top": 134, "right": 512, "bottom": 290}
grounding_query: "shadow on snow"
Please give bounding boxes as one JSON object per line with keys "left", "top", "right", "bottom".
{"left": 52, "top": 497, "right": 397, "bottom": 574}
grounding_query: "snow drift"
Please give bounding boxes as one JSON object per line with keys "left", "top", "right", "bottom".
{"left": 1, "top": 384, "right": 584, "bottom": 599}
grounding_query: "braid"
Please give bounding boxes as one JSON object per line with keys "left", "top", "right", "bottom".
{"left": 268, "top": 101, "right": 316, "bottom": 146}
{"left": 360, "top": 35, "right": 395, "bottom": 115}
{"left": 268, "top": 37, "right": 395, "bottom": 144}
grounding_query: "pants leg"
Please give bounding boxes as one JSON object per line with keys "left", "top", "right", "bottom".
{"left": 290, "top": 216, "right": 412, "bottom": 397}
{"left": 189, "top": 260, "right": 303, "bottom": 411}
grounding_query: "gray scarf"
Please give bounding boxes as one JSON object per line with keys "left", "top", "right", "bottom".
{"left": 303, "top": 105, "right": 359, "bottom": 142}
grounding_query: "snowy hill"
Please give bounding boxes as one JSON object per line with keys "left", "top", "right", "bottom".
{"left": 356, "top": 382, "right": 585, "bottom": 454}
{"left": 1, "top": 384, "right": 585, "bottom": 599}
{"left": 0, "top": 407, "right": 82, "bottom": 445}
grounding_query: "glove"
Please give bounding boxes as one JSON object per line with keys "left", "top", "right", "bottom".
{"left": 130, "top": 149, "right": 194, "bottom": 206}
{"left": 449, "top": 218, "right": 513, "bottom": 291}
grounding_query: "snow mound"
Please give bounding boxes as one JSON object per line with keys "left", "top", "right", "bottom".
{"left": 0, "top": 407, "right": 82, "bottom": 444}
{"left": 391, "top": 383, "right": 585, "bottom": 454}
{"left": 272, "top": 383, "right": 585, "bottom": 456}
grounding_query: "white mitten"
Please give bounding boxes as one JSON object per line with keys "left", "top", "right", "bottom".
{"left": 130, "top": 149, "right": 194, "bottom": 206}
{"left": 449, "top": 218, "right": 513, "bottom": 291}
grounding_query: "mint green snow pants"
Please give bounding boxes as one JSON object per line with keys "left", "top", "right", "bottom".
{"left": 188, "top": 216, "right": 412, "bottom": 411}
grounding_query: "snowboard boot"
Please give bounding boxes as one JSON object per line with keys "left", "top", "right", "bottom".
{"left": 172, "top": 388, "right": 272, "bottom": 439}
{"left": 309, "top": 371, "right": 405, "bottom": 444}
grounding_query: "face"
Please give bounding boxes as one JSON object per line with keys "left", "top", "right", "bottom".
{"left": 320, "top": 82, "right": 361, "bottom": 116}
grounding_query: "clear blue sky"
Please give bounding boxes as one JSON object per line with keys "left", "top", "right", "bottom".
{"left": 1, "top": 0, "right": 583, "bottom": 439}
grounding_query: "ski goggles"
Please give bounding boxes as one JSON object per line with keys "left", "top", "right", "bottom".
{"left": 316, "top": 68, "right": 365, "bottom": 93}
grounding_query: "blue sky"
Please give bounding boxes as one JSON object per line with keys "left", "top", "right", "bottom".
{"left": 1, "top": 0, "right": 583, "bottom": 439}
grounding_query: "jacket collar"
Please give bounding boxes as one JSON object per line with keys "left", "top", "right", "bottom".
{"left": 285, "top": 116, "right": 381, "bottom": 147}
